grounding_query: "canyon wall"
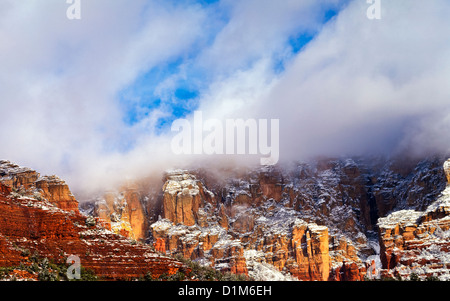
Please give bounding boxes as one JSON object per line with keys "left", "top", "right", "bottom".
{"left": 142, "top": 156, "right": 448, "bottom": 280}
{"left": 377, "top": 159, "right": 450, "bottom": 280}
{"left": 0, "top": 161, "right": 185, "bottom": 280}
{"left": 4, "top": 156, "right": 447, "bottom": 281}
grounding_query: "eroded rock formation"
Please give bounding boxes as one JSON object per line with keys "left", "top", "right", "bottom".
{"left": 59, "top": 155, "right": 450, "bottom": 281}
{"left": 378, "top": 184, "right": 450, "bottom": 280}
{"left": 0, "top": 160, "right": 79, "bottom": 214}
{"left": 93, "top": 184, "right": 147, "bottom": 240}
{"left": 0, "top": 166, "right": 184, "bottom": 280}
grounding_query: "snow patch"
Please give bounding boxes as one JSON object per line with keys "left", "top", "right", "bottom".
{"left": 244, "top": 250, "right": 298, "bottom": 281}
{"left": 377, "top": 210, "right": 422, "bottom": 229}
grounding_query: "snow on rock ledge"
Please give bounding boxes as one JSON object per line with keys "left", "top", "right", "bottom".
{"left": 378, "top": 183, "right": 450, "bottom": 280}
{"left": 377, "top": 210, "right": 422, "bottom": 230}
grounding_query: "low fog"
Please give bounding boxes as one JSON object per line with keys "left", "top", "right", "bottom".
{"left": 0, "top": 0, "right": 449, "bottom": 198}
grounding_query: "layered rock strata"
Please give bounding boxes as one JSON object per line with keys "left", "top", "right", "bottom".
{"left": 378, "top": 161, "right": 450, "bottom": 280}
{"left": 86, "top": 156, "right": 450, "bottom": 281}
{"left": 0, "top": 161, "right": 79, "bottom": 214}
{"left": 0, "top": 170, "right": 184, "bottom": 280}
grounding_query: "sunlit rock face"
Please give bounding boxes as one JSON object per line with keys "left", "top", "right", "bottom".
{"left": 0, "top": 166, "right": 185, "bottom": 280}
{"left": 162, "top": 171, "right": 207, "bottom": 227}
{"left": 92, "top": 185, "right": 148, "bottom": 241}
{"left": 0, "top": 160, "right": 79, "bottom": 214}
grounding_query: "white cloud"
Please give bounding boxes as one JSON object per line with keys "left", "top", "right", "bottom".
{"left": 0, "top": 0, "right": 207, "bottom": 193}
{"left": 1, "top": 0, "right": 449, "bottom": 196}
{"left": 197, "top": 0, "right": 344, "bottom": 76}
{"left": 196, "top": 0, "right": 450, "bottom": 161}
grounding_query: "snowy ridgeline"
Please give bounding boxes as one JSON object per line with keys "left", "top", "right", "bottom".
{"left": 378, "top": 186, "right": 450, "bottom": 229}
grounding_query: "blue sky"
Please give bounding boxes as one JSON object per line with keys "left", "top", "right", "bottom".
{"left": 117, "top": 0, "right": 347, "bottom": 135}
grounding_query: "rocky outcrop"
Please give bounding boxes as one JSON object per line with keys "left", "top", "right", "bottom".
{"left": 162, "top": 171, "right": 214, "bottom": 226}
{"left": 0, "top": 161, "right": 79, "bottom": 214}
{"left": 151, "top": 219, "right": 248, "bottom": 275}
{"left": 378, "top": 169, "right": 450, "bottom": 280}
{"left": 0, "top": 160, "right": 40, "bottom": 190}
{"left": 83, "top": 156, "right": 450, "bottom": 281}
{"left": 153, "top": 176, "right": 333, "bottom": 280}
{"left": 0, "top": 180, "right": 184, "bottom": 280}
{"left": 144, "top": 158, "right": 449, "bottom": 281}
{"left": 288, "top": 221, "right": 330, "bottom": 281}
{"left": 124, "top": 184, "right": 147, "bottom": 240}
{"left": 5, "top": 156, "right": 449, "bottom": 281}
{"left": 329, "top": 262, "right": 366, "bottom": 281}
{"left": 93, "top": 184, "right": 148, "bottom": 241}
{"left": 35, "top": 176, "right": 79, "bottom": 213}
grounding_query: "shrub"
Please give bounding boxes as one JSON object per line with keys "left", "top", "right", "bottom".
{"left": 425, "top": 275, "right": 440, "bottom": 281}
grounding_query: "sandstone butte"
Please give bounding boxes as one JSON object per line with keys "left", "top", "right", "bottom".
{"left": 0, "top": 161, "right": 185, "bottom": 280}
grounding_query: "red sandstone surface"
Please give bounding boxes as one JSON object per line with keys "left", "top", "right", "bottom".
{"left": 0, "top": 180, "right": 184, "bottom": 280}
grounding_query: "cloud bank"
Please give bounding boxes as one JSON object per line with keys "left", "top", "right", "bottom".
{"left": 0, "top": 0, "right": 449, "bottom": 196}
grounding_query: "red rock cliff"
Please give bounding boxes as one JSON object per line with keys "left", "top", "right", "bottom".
{"left": 377, "top": 160, "right": 450, "bottom": 280}
{"left": 0, "top": 161, "right": 79, "bottom": 214}
{"left": 0, "top": 166, "right": 184, "bottom": 280}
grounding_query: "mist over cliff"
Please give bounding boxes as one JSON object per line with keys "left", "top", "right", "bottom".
{"left": 0, "top": 0, "right": 449, "bottom": 196}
